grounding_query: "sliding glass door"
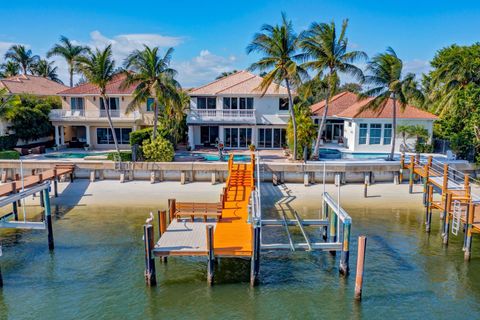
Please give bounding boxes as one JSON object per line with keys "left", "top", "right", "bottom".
{"left": 224, "top": 127, "right": 252, "bottom": 148}
{"left": 258, "top": 128, "right": 286, "bottom": 149}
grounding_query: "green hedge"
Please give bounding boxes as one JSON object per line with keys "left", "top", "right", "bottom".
{"left": 0, "top": 150, "right": 20, "bottom": 159}
{"left": 0, "top": 135, "right": 18, "bottom": 151}
{"left": 142, "top": 137, "right": 175, "bottom": 162}
{"left": 107, "top": 151, "right": 132, "bottom": 161}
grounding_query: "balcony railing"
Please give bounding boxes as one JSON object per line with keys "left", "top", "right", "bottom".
{"left": 49, "top": 109, "right": 141, "bottom": 121}
{"left": 187, "top": 108, "right": 256, "bottom": 123}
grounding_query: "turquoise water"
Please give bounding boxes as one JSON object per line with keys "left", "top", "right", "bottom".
{"left": 176, "top": 153, "right": 251, "bottom": 162}
{"left": 45, "top": 152, "right": 107, "bottom": 159}
{"left": 0, "top": 185, "right": 480, "bottom": 318}
{"left": 319, "top": 148, "right": 397, "bottom": 160}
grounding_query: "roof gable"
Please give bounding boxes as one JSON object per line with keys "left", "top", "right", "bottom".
{"left": 58, "top": 73, "right": 137, "bottom": 95}
{"left": 0, "top": 75, "right": 68, "bottom": 95}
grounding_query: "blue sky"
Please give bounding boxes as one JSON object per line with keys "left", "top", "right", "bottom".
{"left": 1, "top": 0, "right": 479, "bottom": 87}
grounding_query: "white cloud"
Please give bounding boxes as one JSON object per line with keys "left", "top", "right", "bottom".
{"left": 174, "top": 50, "right": 238, "bottom": 88}
{"left": 0, "top": 41, "right": 15, "bottom": 58}
{"left": 404, "top": 59, "right": 430, "bottom": 77}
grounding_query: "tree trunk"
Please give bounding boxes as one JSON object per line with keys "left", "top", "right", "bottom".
{"left": 69, "top": 65, "right": 74, "bottom": 88}
{"left": 390, "top": 95, "right": 397, "bottom": 161}
{"left": 102, "top": 94, "right": 120, "bottom": 154}
{"left": 312, "top": 84, "right": 331, "bottom": 159}
{"left": 152, "top": 98, "right": 159, "bottom": 140}
{"left": 285, "top": 79, "right": 297, "bottom": 160}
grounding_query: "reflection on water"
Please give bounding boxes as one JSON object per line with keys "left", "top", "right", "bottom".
{"left": 0, "top": 198, "right": 479, "bottom": 319}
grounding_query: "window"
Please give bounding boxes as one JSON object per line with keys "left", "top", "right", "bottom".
{"left": 196, "top": 97, "right": 216, "bottom": 109}
{"left": 200, "top": 126, "right": 219, "bottom": 145}
{"left": 223, "top": 97, "right": 254, "bottom": 110}
{"left": 369, "top": 124, "right": 382, "bottom": 144}
{"left": 223, "top": 97, "right": 230, "bottom": 109}
{"left": 279, "top": 98, "right": 289, "bottom": 111}
{"left": 258, "top": 128, "right": 286, "bottom": 148}
{"left": 240, "top": 98, "right": 246, "bottom": 109}
{"left": 247, "top": 97, "right": 254, "bottom": 109}
{"left": 146, "top": 98, "right": 155, "bottom": 112}
{"left": 359, "top": 124, "right": 368, "bottom": 145}
{"left": 383, "top": 124, "right": 392, "bottom": 145}
{"left": 100, "top": 97, "right": 119, "bottom": 110}
{"left": 96, "top": 128, "right": 132, "bottom": 145}
{"left": 70, "top": 97, "right": 84, "bottom": 110}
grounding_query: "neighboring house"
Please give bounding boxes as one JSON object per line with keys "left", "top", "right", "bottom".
{"left": 310, "top": 91, "right": 437, "bottom": 152}
{"left": 0, "top": 75, "right": 68, "bottom": 142}
{"left": 187, "top": 71, "right": 291, "bottom": 150}
{"left": 52, "top": 73, "right": 153, "bottom": 149}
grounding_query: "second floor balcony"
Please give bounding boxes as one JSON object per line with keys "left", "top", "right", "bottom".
{"left": 187, "top": 108, "right": 256, "bottom": 124}
{"left": 49, "top": 109, "right": 142, "bottom": 122}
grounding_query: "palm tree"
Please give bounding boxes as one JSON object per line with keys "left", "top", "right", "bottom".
{"left": 163, "top": 89, "right": 190, "bottom": 144}
{"left": 0, "top": 61, "right": 20, "bottom": 78}
{"left": 358, "top": 47, "right": 423, "bottom": 160}
{"left": 247, "top": 13, "right": 307, "bottom": 160}
{"left": 0, "top": 88, "right": 20, "bottom": 121}
{"left": 123, "top": 46, "right": 180, "bottom": 139}
{"left": 216, "top": 70, "right": 238, "bottom": 79}
{"left": 47, "top": 36, "right": 90, "bottom": 87}
{"left": 30, "top": 59, "right": 63, "bottom": 84}
{"left": 4, "top": 45, "right": 39, "bottom": 75}
{"left": 300, "top": 19, "right": 366, "bottom": 158}
{"left": 76, "top": 45, "right": 120, "bottom": 153}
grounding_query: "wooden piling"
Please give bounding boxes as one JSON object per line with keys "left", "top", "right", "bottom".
{"left": 158, "top": 210, "right": 167, "bottom": 263}
{"left": 340, "top": 222, "right": 351, "bottom": 276}
{"left": 168, "top": 199, "right": 176, "bottom": 223}
{"left": 53, "top": 169, "right": 58, "bottom": 197}
{"left": 143, "top": 224, "right": 157, "bottom": 286}
{"left": 443, "top": 193, "right": 452, "bottom": 245}
{"left": 408, "top": 155, "right": 415, "bottom": 193}
{"left": 206, "top": 225, "right": 215, "bottom": 285}
{"left": 442, "top": 164, "right": 449, "bottom": 195}
{"left": 399, "top": 154, "right": 405, "bottom": 183}
{"left": 426, "top": 185, "right": 433, "bottom": 232}
{"left": 11, "top": 182, "right": 18, "bottom": 221}
{"left": 250, "top": 226, "right": 261, "bottom": 286}
{"left": 363, "top": 173, "right": 369, "bottom": 198}
{"left": 354, "top": 236, "right": 367, "bottom": 301}
{"left": 38, "top": 174, "right": 45, "bottom": 208}
{"left": 43, "top": 187, "right": 54, "bottom": 250}
{"left": 464, "top": 202, "right": 474, "bottom": 261}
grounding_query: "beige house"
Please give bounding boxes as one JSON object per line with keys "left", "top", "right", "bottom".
{"left": 51, "top": 74, "right": 155, "bottom": 149}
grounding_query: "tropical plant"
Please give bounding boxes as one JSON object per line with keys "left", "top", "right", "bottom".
{"left": 0, "top": 87, "right": 20, "bottom": 119}
{"left": 0, "top": 61, "right": 20, "bottom": 78}
{"left": 76, "top": 45, "right": 120, "bottom": 153}
{"left": 123, "top": 46, "right": 181, "bottom": 139}
{"left": 300, "top": 19, "right": 366, "bottom": 159}
{"left": 247, "top": 13, "right": 307, "bottom": 160}
{"left": 30, "top": 59, "right": 63, "bottom": 83}
{"left": 47, "top": 36, "right": 90, "bottom": 87}
{"left": 161, "top": 89, "right": 190, "bottom": 144}
{"left": 286, "top": 98, "right": 316, "bottom": 160}
{"left": 142, "top": 136, "right": 175, "bottom": 162}
{"left": 397, "top": 124, "right": 429, "bottom": 152}
{"left": 216, "top": 70, "right": 238, "bottom": 79}
{"left": 4, "top": 45, "right": 39, "bottom": 75}
{"left": 358, "top": 47, "right": 424, "bottom": 160}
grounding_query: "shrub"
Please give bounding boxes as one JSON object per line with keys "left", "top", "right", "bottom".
{"left": 142, "top": 137, "right": 174, "bottom": 162}
{"left": 129, "top": 127, "right": 172, "bottom": 146}
{"left": 107, "top": 151, "right": 132, "bottom": 161}
{"left": 0, "top": 135, "right": 18, "bottom": 150}
{"left": 0, "top": 150, "right": 20, "bottom": 159}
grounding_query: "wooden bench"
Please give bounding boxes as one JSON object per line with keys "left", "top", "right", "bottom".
{"left": 175, "top": 202, "right": 222, "bottom": 221}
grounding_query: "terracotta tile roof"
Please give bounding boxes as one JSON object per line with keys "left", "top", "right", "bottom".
{"left": 0, "top": 75, "right": 68, "bottom": 95}
{"left": 58, "top": 73, "right": 137, "bottom": 95}
{"left": 310, "top": 91, "right": 359, "bottom": 116}
{"left": 189, "top": 70, "right": 290, "bottom": 96}
{"left": 311, "top": 91, "right": 437, "bottom": 120}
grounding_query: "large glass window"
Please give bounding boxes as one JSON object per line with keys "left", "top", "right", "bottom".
{"left": 279, "top": 98, "right": 289, "bottom": 111}
{"left": 223, "top": 97, "right": 230, "bottom": 109}
{"left": 196, "top": 97, "right": 216, "bottom": 109}
{"left": 369, "top": 124, "right": 382, "bottom": 144}
{"left": 70, "top": 97, "right": 84, "bottom": 110}
{"left": 96, "top": 128, "right": 132, "bottom": 144}
{"left": 223, "top": 97, "right": 254, "bottom": 110}
{"left": 200, "top": 126, "right": 219, "bottom": 145}
{"left": 224, "top": 127, "right": 252, "bottom": 148}
{"left": 147, "top": 98, "right": 154, "bottom": 112}
{"left": 383, "top": 124, "right": 392, "bottom": 145}
{"left": 359, "top": 124, "right": 368, "bottom": 145}
{"left": 257, "top": 128, "right": 286, "bottom": 148}
{"left": 100, "top": 97, "right": 119, "bottom": 110}
{"left": 247, "top": 98, "right": 254, "bottom": 109}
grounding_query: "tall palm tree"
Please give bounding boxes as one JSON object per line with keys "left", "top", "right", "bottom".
{"left": 123, "top": 46, "right": 180, "bottom": 139}
{"left": 47, "top": 36, "right": 90, "bottom": 87}
{"left": 4, "top": 45, "right": 39, "bottom": 75}
{"left": 0, "top": 61, "right": 20, "bottom": 78}
{"left": 300, "top": 19, "right": 366, "bottom": 158}
{"left": 247, "top": 13, "right": 307, "bottom": 160}
{"left": 358, "top": 47, "right": 423, "bottom": 160}
{"left": 76, "top": 45, "right": 120, "bottom": 153}
{"left": 30, "top": 59, "right": 63, "bottom": 84}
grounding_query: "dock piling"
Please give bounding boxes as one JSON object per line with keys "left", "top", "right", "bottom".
{"left": 408, "top": 156, "right": 415, "bottom": 193}
{"left": 426, "top": 185, "right": 433, "bottom": 232}
{"left": 11, "top": 182, "right": 18, "bottom": 221}
{"left": 168, "top": 199, "right": 176, "bottom": 223}
{"left": 206, "top": 225, "right": 214, "bottom": 285}
{"left": 363, "top": 173, "right": 369, "bottom": 198}
{"left": 250, "top": 226, "right": 261, "bottom": 286}
{"left": 464, "top": 203, "right": 474, "bottom": 261}
{"left": 143, "top": 224, "right": 157, "bottom": 286}
{"left": 354, "top": 236, "right": 367, "bottom": 301}
{"left": 443, "top": 193, "right": 452, "bottom": 245}
{"left": 53, "top": 169, "right": 58, "bottom": 197}
{"left": 158, "top": 210, "right": 167, "bottom": 263}
{"left": 43, "top": 187, "right": 54, "bottom": 250}
{"left": 340, "top": 222, "right": 351, "bottom": 276}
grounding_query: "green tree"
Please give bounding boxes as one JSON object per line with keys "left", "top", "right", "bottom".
{"left": 0, "top": 61, "right": 20, "bottom": 78}
{"left": 247, "top": 13, "right": 307, "bottom": 160}
{"left": 397, "top": 124, "right": 429, "bottom": 152}
{"left": 30, "top": 59, "right": 63, "bottom": 84}
{"left": 359, "top": 48, "right": 423, "bottom": 160}
{"left": 123, "top": 46, "right": 181, "bottom": 139}
{"left": 4, "top": 45, "right": 39, "bottom": 75}
{"left": 47, "top": 36, "right": 90, "bottom": 87}
{"left": 216, "top": 70, "right": 238, "bottom": 79}
{"left": 77, "top": 45, "right": 120, "bottom": 153}
{"left": 300, "top": 19, "right": 366, "bottom": 159}
{"left": 142, "top": 136, "right": 175, "bottom": 162}
{"left": 286, "top": 98, "right": 316, "bottom": 160}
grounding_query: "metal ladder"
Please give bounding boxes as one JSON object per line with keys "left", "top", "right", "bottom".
{"left": 452, "top": 200, "right": 462, "bottom": 236}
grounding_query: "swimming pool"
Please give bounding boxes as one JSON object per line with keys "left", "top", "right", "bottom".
{"left": 175, "top": 153, "right": 251, "bottom": 162}
{"left": 45, "top": 152, "right": 108, "bottom": 159}
{"left": 318, "top": 148, "right": 398, "bottom": 160}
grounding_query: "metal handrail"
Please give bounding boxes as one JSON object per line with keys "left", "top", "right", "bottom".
{"left": 323, "top": 192, "right": 352, "bottom": 224}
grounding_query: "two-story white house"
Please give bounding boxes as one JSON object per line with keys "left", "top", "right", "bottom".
{"left": 187, "top": 71, "right": 291, "bottom": 150}
{"left": 51, "top": 74, "right": 155, "bottom": 149}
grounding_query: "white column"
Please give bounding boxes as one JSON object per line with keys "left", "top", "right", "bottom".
{"left": 54, "top": 125, "right": 60, "bottom": 146}
{"left": 85, "top": 125, "right": 91, "bottom": 146}
{"left": 218, "top": 126, "right": 224, "bottom": 143}
{"left": 60, "top": 126, "right": 65, "bottom": 145}
{"left": 188, "top": 125, "right": 195, "bottom": 150}
{"left": 251, "top": 125, "right": 257, "bottom": 147}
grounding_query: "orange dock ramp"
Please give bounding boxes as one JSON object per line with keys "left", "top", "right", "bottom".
{"left": 214, "top": 161, "right": 254, "bottom": 257}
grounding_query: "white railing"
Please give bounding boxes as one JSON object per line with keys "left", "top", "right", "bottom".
{"left": 49, "top": 109, "right": 141, "bottom": 121}
{"left": 187, "top": 108, "right": 256, "bottom": 123}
